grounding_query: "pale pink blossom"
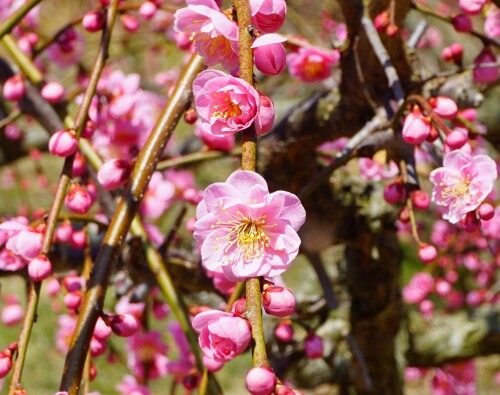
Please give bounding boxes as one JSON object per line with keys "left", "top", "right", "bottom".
{"left": 174, "top": 0, "right": 239, "bottom": 70}
{"left": 430, "top": 150, "right": 497, "bottom": 224}
{"left": 193, "top": 69, "right": 261, "bottom": 137}
{"left": 358, "top": 158, "right": 398, "bottom": 181}
{"left": 192, "top": 310, "right": 251, "bottom": 363}
{"left": 0, "top": 219, "right": 43, "bottom": 263}
{"left": 193, "top": 170, "right": 305, "bottom": 281}
{"left": 140, "top": 172, "right": 175, "bottom": 219}
{"left": 287, "top": 47, "right": 340, "bottom": 83}
{"left": 116, "top": 375, "right": 151, "bottom": 395}
{"left": 484, "top": 6, "right": 500, "bottom": 39}
{"left": 250, "top": 0, "right": 287, "bottom": 33}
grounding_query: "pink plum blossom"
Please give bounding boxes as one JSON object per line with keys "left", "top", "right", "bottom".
{"left": 484, "top": 6, "right": 500, "bottom": 39}
{"left": 126, "top": 330, "right": 169, "bottom": 380}
{"left": 250, "top": 0, "right": 287, "bottom": 33}
{"left": 165, "top": 322, "right": 196, "bottom": 383}
{"left": 255, "top": 95, "right": 275, "bottom": 136}
{"left": 28, "top": 255, "right": 52, "bottom": 281}
{"left": 262, "top": 285, "right": 296, "bottom": 317}
{"left": 192, "top": 309, "right": 251, "bottom": 363}
{"left": 193, "top": 170, "right": 305, "bottom": 281}
{"left": 402, "top": 107, "right": 431, "bottom": 144}
{"left": 403, "top": 273, "right": 434, "bottom": 304}
{"left": 193, "top": 70, "right": 261, "bottom": 137}
{"left": 288, "top": 47, "right": 340, "bottom": 83}
{"left": 174, "top": 0, "right": 239, "bottom": 71}
{"left": 429, "top": 150, "right": 497, "bottom": 224}
{"left": 140, "top": 172, "right": 175, "bottom": 219}
{"left": 48, "top": 130, "right": 78, "bottom": 157}
{"left": 41, "top": 81, "right": 65, "bottom": 103}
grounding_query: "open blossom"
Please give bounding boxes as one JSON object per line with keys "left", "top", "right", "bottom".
{"left": 430, "top": 150, "right": 497, "bottom": 224}
{"left": 192, "top": 310, "right": 251, "bottom": 363}
{"left": 287, "top": 47, "right": 340, "bottom": 83}
{"left": 193, "top": 170, "right": 306, "bottom": 281}
{"left": 193, "top": 70, "right": 261, "bottom": 137}
{"left": 174, "top": 0, "right": 239, "bottom": 70}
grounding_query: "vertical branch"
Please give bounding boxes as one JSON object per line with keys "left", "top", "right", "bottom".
{"left": 7, "top": 2, "right": 119, "bottom": 393}
{"left": 58, "top": 53, "right": 205, "bottom": 394}
{"left": 233, "top": 0, "right": 269, "bottom": 369}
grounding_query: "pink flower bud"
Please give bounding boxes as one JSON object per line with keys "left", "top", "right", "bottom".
{"left": 152, "top": 299, "right": 170, "bottom": 320}
{"left": 466, "top": 289, "right": 484, "bottom": 306}
{"left": 65, "top": 184, "right": 93, "bottom": 214}
{"left": 2, "top": 75, "right": 25, "bottom": 101}
{"left": 374, "top": 11, "right": 390, "bottom": 32}
{"left": 0, "top": 350, "right": 13, "bottom": 379}
{"left": 435, "top": 279, "right": 452, "bottom": 296}
{"left": 83, "top": 11, "right": 105, "bottom": 32}
{"left": 195, "top": 122, "right": 235, "bottom": 152}
{"left": 445, "top": 129, "right": 468, "bottom": 150}
{"left": 250, "top": 0, "right": 287, "bottom": 33}
{"left": 94, "top": 316, "right": 112, "bottom": 340}
{"left": 64, "top": 291, "right": 82, "bottom": 310}
{"left": 97, "top": 159, "right": 132, "bottom": 190}
{"left": 473, "top": 47, "right": 499, "bottom": 84}
{"left": 120, "top": 14, "right": 140, "bottom": 32}
{"left": 45, "top": 278, "right": 61, "bottom": 297}
{"left": 184, "top": 108, "right": 198, "bottom": 124}
{"left": 28, "top": 255, "right": 52, "bottom": 281}
{"left": 459, "top": 0, "right": 486, "bottom": 16}
{"left": 56, "top": 221, "right": 73, "bottom": 243}
{"left": 441, "top": 43, "right": 463, "bottom": 64}
{"left": 63, "top": 274, "right": 82, "bottom": 292}
{"left": 451, "top": 14, "right": 472, "bottom": 33}
{"left": 1, "top": 304, "right": 24, "bottom": 326}
{"left": 383, "top": 181, "right": 405, "bottom": 205}
{"left": 72, "top": 152, "right": 87, "bottom": 177}
{"left": 402, "top": 108, "right": 431, "bottom": 144}
{"left": 41, "top": 82, "right": 65, "bottom": 104}
{"left": 385, "top": 24, "right": 399, "bottom": 37}
{"left": 275, "top": 385, "right": 299, "bottom": 395}
{"left": 71, "top": 229, "right": 87, "bottom": 249}
{"left": 255, "top": 95, "right": 275, "bottom": 136}
{"left": 411, "top": 190, "right": 430, "bottom": 211}
{"left": 139, "top": 1, "right": 157, "bottom": 20}
{"left": 231, "top": 297, "right": 247, "bottom": 316}
{"left": 460, "top": 211, "right": 481, "bottom": 233}
{"left": 108, "top": 314, "right": 140, "bottom": 337}
{"left": 202, "top": 355, "right": 224, "bottom": 372}
{"left": 417, "top": 244, "right": 437, "bottom": 263}
{"left": 49, "top": 129, "right": 78, "bottom": 157}
{"left": 82, "top": 120, "right": 95, "bottom": 139}
{"left": 429, "top": 96, "right": 457, "bottom": 119}
{"left": 305, "top": 333, "right": 323, "bottom": 359}
{"left": 275, "top": 320, "right": 294, "bottom": 342}
{"left": 477, "top": 203, "right": 495, "bottom": 221}
{"left": 262, "top": 285, "right": 296, "bottom": 317}
{"left": 252, "top": 34, "right": 287, "bottom": 76}
{"left": 246, "top": 366, "right": 277, "bottom": 395}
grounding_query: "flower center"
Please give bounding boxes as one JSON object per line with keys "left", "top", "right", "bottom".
{"left": 212, "top": 93, "right": 242, "bottom": 119}
{"left": 213, "top": 211, "right": 273, "bottom": 261}
{"left": 441, "top": 175, "right": 471, "bottom": 201}
{"left": 303, "top": 59, "right": 324, "bottom": 79}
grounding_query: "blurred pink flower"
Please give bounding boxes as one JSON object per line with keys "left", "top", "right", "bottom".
{"left": 140, "top": 172, "right": 175, "bottom": 219}
{"left": 192, "top": 310, "right": 251, "bottom": 363}
{"left": 166, "top": 322, "right": 196, "bottom": 383}
{"left": 287, "top": 47, "right": 340, "bottom": 83}
{"left": 431, "top": 360, "right": 476, "bottom": 395}
{"left": 193, "top": 69, "right": 261, "bottom": 137}
{"left": 250, "top": 0, "right": 287, "bottom": 33}
{"left": 194, "top": 170, "right": 305, "bottom": 281}
{"left": 403, "top": 272, "right": 434, "bottom": 304}
{"left": 430, "top": 150, "right": 497, "bottom": 224}
{"left": 484, "top": 6, "right": 500, "bottom": 39}
{"left": 473, "top": 47, "right": 499, "bottom": 84}
{"left": 174, "top": 0, "right": 239, "bottom": 70}
{"left": 127, "top": 330, "right": 169, "bottom": 380}
{"left": 116, "top": 375, "right": 150, "bottom": 395}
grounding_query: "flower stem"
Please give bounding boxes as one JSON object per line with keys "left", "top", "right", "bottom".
{"left": 7, "top": 2, "right": 119, "bottom": 393}
{"left": 234, "top": 0, "right": 269, "bottom": 369}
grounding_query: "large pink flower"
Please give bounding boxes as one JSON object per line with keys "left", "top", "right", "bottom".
{"left": 193, "top": 170, "right": 305, "bottom": 281}
{"left": 430, "top": 150, "right": 497, "bottom": 224}
{"left": 193, "top": 70, "right": 261, "bottom": 137}
{"left": 174, "top": 0, "right": 239, "bottom": 71}
{"left": 192, "top": 310, "right": 251, "bottom": 363}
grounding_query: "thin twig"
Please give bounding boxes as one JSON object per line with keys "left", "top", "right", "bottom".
{"left": 156, "top": 148, "right": 241, "bottom": 171}
{"left": 0, "top": 0, "right": 42, "bottom": 39}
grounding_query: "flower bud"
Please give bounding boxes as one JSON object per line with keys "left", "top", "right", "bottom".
{"left": 473, "top": 47, "right": 499, "bottom": 84}
{"left": 445, "top": 129, "right": 468, "bottom": 150}
{"left": 383, "top": 181, "right": 405, "bottom": 205}
{"left": 435, "top": 279, "right": 452, "bottom": 296}
{"left": 202, "top": 355, "right": 224, "bottom": 372}
{"left": 429, "top": 96, "right": 457, "bottom": 119}
{"left": 1, "top": 303, "right": 24, "bottom": 326}
{"left": 275, "top": 320, "right": 294, "bottom": 342}
{"left": 120, "top": 14, "right": 140, "bottom": 32}
{"left": 441, "top": 43, "right": 463, "bottom": 64}
{"left": 451, "top": 14, "right": 472, "bottom": 33}
{"left": 108, "top": 313, "right": 140, "bottom": 337}
{"left": 304, "top": 333, "right": 323, "bottom": 359}
{"left": 41, "top": 81, "right": 65, "bottom": 104}
{"left": 460, "top": 211, "right": 481, "bottom": 233}
{"left": 246, "top": 366, "right": 277, "bottom": 395}
{"left": 93, "top": 316, "right": 112, "bottom": 340}
{"left": 83, "top": 11, "right": 105, "bottom": 32}
{"left": 49, "top": 129, "right": 78, "bottom": 157}
{"left": 64, "top": 291, "right": 82, "bottom": 311}
{"left": 417, "top": 244, "right": 437, "bottom": 264}
{"left": 250, "top": 0, "right": 286, "bottom": 33}
{"left": 65, "top": 184, "right": 93, "bottom": 214}
{"left": 411, "top": 190, "right": 430, "bottom": 211}
{"left": 402, "top": 108, "right": 431, "bottom": 144}
{"left": 97, "top": 159, "right": 132, "bottom": 190}
{"left": 252, "top": 34, "right": 287, "bottom": 76}
{"left": 262, "top": 285, "right": 296, "bottom": 317}
{"left": 63, "top": 274, "right": 82, "bottom": 292}
{"left": 139, "top": 1, "right": 157, "bottom": 20}
{"left": 477, "top": 203, "right": 495, "bottom": 221}
{"left": 72, "top": 152, "right": 87, "bottom": 177}
{"left": 0, "top": 350, "right": 13, "bottom": 379}
{"left": 459, "top": 0, "right": 486, "bottom": 16}
{"left": 230, "top": 297, "right": 247, "bottom": 316}
{"left": 255, "top": 95, "right": 275, "bottom": 137}
{"left": 71, "top": 230, "right": 87, "bottom": 249}
{"left": 28, "top": 255, "right": 52, "bottom": 281}
{"left": 374, "top": 11, "right": 390, "bottom": 32}
{"left": 2, "top": 75, "right": 25, "bottom": 101}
